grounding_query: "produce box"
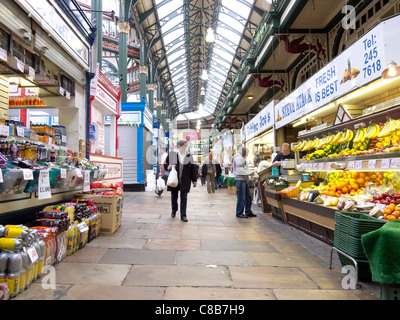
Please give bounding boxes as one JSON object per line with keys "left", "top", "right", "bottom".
{"left": 74, "top": 193, "right": 122, "bottom": 234}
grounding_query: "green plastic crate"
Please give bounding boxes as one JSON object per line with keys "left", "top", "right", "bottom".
{"left": 334, "top": 228, "right": 367, "bottom": 260}
{"left": 337, "top": 252, "right": 372, "bottom": 282}
{"left": 335, "top": 211, "right": 386, "bottom": 237}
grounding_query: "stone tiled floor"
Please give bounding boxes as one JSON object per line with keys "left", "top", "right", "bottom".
{"left": 15, "top": 184, "right": 379, "bottom": 300}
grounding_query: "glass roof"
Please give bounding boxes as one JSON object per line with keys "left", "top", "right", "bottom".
{"left": 155, "top": 0, "right": 254, "bottom": 120}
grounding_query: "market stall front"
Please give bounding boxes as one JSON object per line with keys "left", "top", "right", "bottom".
{"left": 265, "top": 14, "right": 400, "bottom": 245}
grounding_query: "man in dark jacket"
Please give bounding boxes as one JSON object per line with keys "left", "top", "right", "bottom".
{"left": 164, "top": 140, "right": 198, "bottom": 222}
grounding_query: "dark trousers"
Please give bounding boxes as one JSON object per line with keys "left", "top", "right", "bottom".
{"left": 235, "top": 180, "right": 252, "bottom": 216}
{"left": 171, "top": 188, "right": 188, "bottom": 218}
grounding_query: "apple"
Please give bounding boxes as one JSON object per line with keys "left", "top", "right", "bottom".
{"left": 382, "top": 193, "right": 389, "bottom": 198}
{"left": 374, "top": 200, "right": 380, "bottom": 204}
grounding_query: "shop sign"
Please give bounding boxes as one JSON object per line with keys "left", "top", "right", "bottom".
{"left": 21, "top": 0, "right": 89, "bottom": 68}
{"left": 96, "top": 83, "right": 118, "bottom": 114}
{"left": 274, "top": 15, "right": 400, "bottom": 129}
{"left": 245, "top": 100, "right": 274, "bottom": 141}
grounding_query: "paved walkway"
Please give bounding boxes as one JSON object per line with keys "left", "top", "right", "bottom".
{"left": 15, "top": 184, "right": 379, "bottom": 300}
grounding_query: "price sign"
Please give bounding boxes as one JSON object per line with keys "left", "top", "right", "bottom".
{"left": 348, "top": 161, "right": 355, "bottom": 169}
{"left": 391, "top": 158, "right": 400, "bottom": 168}
{"left": 368, "top": 159, "right": 377, "bottom": 169}
{"left": 0, "top": 124, "right": 9, "bottom": 136}
{"left": 83, "top": 170, "right": 90, "bottom": 192}
{"left": 77, "top": 221, "right": 89, "bottom": 233}
{"left": 381, "top": 159, "right": 390, "bottom": 169}
{"left": 21, "top": 169, "right": 33, "bottom": 180}
{"left": 61, "top": 135, "right": 67, "bottom": 143}
{"left": 60, "top": 168, "right": 67, "bottom": 179}
{"left": 312, "top": 163, "right": 317, "bottom": 170}
{"left": 38, "top": 169, "right": 51, "bottom": 200}
{"left": 355, "top": 160, "right": 363, "bottom": 169}
{"left": 318, "top": 163, "right": 324, "bottom": 170}
{"left": 26, "top": 246, "right": 38, "bottom": 263}
{"left": 326, "top": 163, "right": 332, "bottom": 170}
{"left": 16, "top": 126, "right": 25, "bottom": 137}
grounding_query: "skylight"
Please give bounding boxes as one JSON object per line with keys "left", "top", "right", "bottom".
{"left": 155, "top": 0, "right": 255, "bottom": 120}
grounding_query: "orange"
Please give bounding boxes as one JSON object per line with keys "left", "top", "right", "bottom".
{"left": 329, "top": 191, "right": 336, "bottom": 197}
{"left": 351, "top": 172, "right": 359, "bottom": 179}
{"left": 351, "top": 183, "right": 359, "bottom": 191}
{"left": 336, "top": 183, "right": 343, "bottom": 190}
{"left": 330, "top": 186, "right": 337, "bottom": 193}
{"left": 364, "top": 176, "right": 371, "bottom": 181}
{"left": 342, "top": 187, "right": 349, "bottom": 194}
{"left": 384, "top": 207, "right": 392, "bottom": 216}
{"left": 359, "top": 172, "right": 366, "bottom": 178}
{"left": 356, "top": 178, "right": 365, "bottom": 185}
{"left": 388, "top": 203, "right": 396, "bottom": 212}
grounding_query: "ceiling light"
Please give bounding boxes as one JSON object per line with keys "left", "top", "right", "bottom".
{"left": 247, "top": 95, "right": 254, "bottom": 100}
{"left": 201, "top": 70, "right": 208, "bottom": 80}
{"left": 205, "top": 27, "right": 215, "bottom": 43}
{"left": 382, "top": 61, "right": 400, "bottom": 79}
{"left": 200, "top": 86, "right": 205, "bottom": 95}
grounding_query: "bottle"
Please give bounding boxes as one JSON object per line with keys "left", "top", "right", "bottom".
{"left": 0, "top": 238, "right": 23, "bottom": 251}
{"left": 37, "top": 237, "right": 46, "bottom": 277}
{"left": 0, "top": 225, "right": 5, "bottom": 237}
{"left": 0, "top": 250, "right": 9, "bottom": 283}
{"left": 6, "top": 250, "right": 22, "bottom": 298}
{"left": 32, "top": 232, "right": 41, "bottom": 280}
{"left": 18, "top": 250, "right": 27, "bottom": 293}
{"left": 4, "top": 226, "right": 30, "bottom": 241}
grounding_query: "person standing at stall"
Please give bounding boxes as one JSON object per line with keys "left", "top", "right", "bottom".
{"left": 271, "top": 143, "right": 295, "bottom": 175}
{"left": 164, "top": 140, "right": 198, "bottom": 222}
{"left": 233, "top": 147, "right": 257, "bottom": 218}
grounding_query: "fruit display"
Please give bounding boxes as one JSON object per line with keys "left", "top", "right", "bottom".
{"left": 293, "top": 117, "right": 400, "bottom": 159}
{"left": 293, "top": 170, "right": 400, "bottom": 222}
{"left": 340, "top": 59, "right": 360, "bottom": 84}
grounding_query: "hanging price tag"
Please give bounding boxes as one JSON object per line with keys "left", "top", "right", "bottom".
{"left": 312, "top": 163, "right": 317, "bottom": 170}
{"left": 0, "top": 124, "right": 9, "bottom": 136}
{"left": 60, "top": 168, "right": 67, "bottom": 179}
{"left": 38, "top": 169, "right": 51, "bottom": 200}
{"left": 21, "top": 169, "right": 33, "bottom": 180}
{"left": 77, "top": 221, "right": 89, "bottom": 233}
{"left": 381, "top": 159, "right": 390, "bottom": 169}
{"left": 83, "top": 170, "right": 90, "bottom": 192}
{"left": 348, "top": 161, "right": 355, "bottom": 169}
{"left": 368, "top": 159, "right": 377, "bottom": 169}
{"left": 0, "top": 169, "right": 3, "bottom": 183}
{"left": 318, "top": 163, "right": 324, "bottom": 170}
{"left": 76, "top": 169, "right": 83, "bottom": 178}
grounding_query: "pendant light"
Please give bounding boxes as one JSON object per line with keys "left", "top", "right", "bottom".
{"left": 382, "top": 61, "right": 400, "bottom": 79}
{"left": 205, "top": 27, "right": 215, "bottom": 43}
{"left": 201, "top": 69, "right": 208, "bottom": 80}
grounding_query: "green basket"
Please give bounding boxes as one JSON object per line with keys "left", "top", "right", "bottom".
{"left": 334, "top": 227, "right": 367, "bottom": 260}
{"left": 265, "top": 176, "right": 288, "bottom": 190}
{"left": 334, "top": 211, "right": 386, "bottom": 238}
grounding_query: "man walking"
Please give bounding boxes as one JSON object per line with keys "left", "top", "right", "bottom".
{"left": 233, "top": 147, "right": 257, "bottom": 218}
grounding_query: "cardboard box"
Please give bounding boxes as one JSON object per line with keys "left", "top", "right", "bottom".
{"left": 74, "top": 193, "right": 122, "bottom": 234}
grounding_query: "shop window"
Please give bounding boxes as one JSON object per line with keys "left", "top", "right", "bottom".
{"left": 375, "top": 1, "right": 381, "bottom": 12}
{"left": 368, "top": 8, "right": 374, "bottom": 18}
{"left": 361, "top": 14, "right": 367, "bottom": 25}
{"left": 383, "top": 0, "right": 389, "bottom": 6}
{"left": 11, "top": 40, "right": 23, "bottom": 61}
{"left": 0, "top": 28, "right": 9, "bottom": 51}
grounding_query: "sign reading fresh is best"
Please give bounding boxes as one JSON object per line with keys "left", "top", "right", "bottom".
{"left": 274, "top": 13, "right": 395, "bottom": 129}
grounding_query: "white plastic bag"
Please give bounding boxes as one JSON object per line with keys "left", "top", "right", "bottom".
{"left": 157, "top": 176, "right": 166, "bottom": 191}
{"left": 167, "top": 166, "right": 178, "bottom": 187}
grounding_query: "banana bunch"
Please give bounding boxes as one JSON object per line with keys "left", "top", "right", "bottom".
{"left": 341, "top": 128, "right": 354, "bottom": 143}
{"left": 364, "top": 122, "right": 380, "bottom": 139}
{"left": 353, "top": 126, "right": 366, "bottom": 143}
{"left": 330, "top": 131, "right": 344, "bottom": 145}
{"left": 390, "top": 119, "right": 400, "bottom": 132}
{"left": 292, "top": 141, "right": 305, "bottom": 152}
{"left": 314, "top": 136, "right": 328, "bottom": 149}
{"left": 378, "top": 118, "right": 398, "bottom": 138}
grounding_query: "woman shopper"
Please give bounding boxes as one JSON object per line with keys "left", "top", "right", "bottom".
{"left": 164, "top": 140, "right": 198, "bottom": 222}
{"left": 201, "top": 152, "right": 217, "bottom": 193}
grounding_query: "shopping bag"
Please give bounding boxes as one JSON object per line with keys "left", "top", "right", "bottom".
{"left": 157, "top": 176, "right": 166, "bottom": 191}
{"left": 167, "top": 166, "right": 179, "bottom": 188}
